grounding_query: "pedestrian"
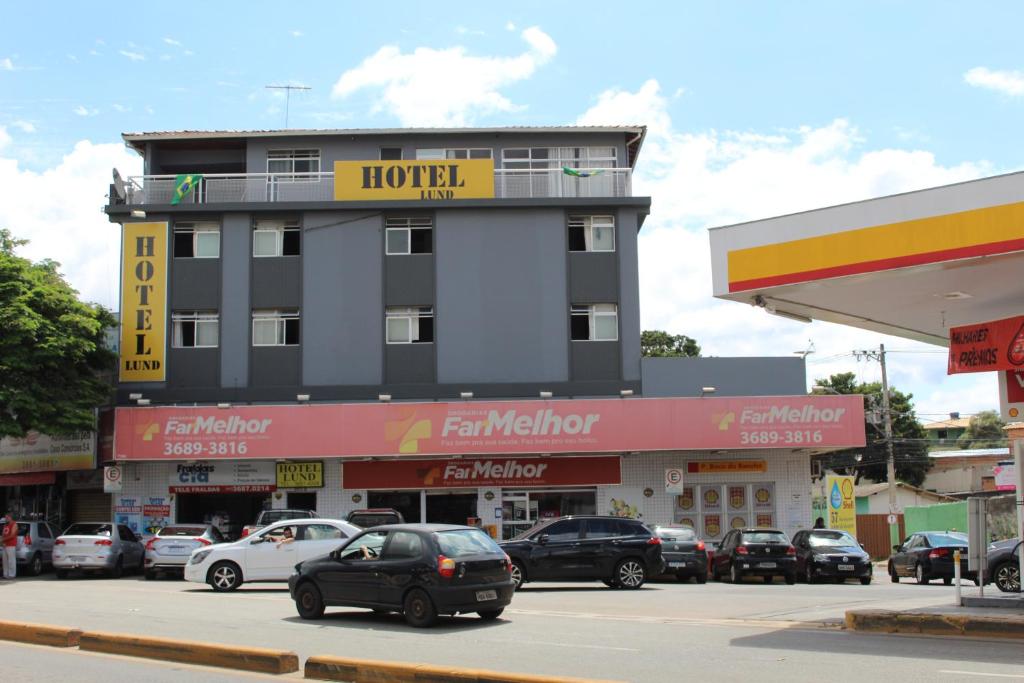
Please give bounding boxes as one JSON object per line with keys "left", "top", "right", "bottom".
{"left": 813, "top": 517, "right": 825, "bottom": 529}
{"left": 2, "top": 513, "right": 17, "bottom": 580}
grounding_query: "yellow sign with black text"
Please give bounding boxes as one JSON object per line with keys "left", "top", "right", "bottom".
{"left": 119, "top": 222, "right": 168, "bottom": 382}
{"left": 826, "top": 474, "right": 857, "bottom": 537}
{"left": 276, "top": 461, "right": 324, "bottom": 489}
{"left": 333, "top": 159, "right": 495, "bottom": 201}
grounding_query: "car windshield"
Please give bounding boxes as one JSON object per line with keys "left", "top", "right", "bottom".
{"left": 17, "top": 523, "right": 30, "bottom": 536}
{"left": 64, "top": 523, "right": 111, "bottom": 537}
{"left": 158, "top": 526, "right": 207, "bottom": 537}
{"left": 656, "top": 527, "right": 696, "bottom": 541}
{"left": 809, "top": 531, "right": 859, "bottom": 548}
{"left": 436, "top": 529, "right": 502, "bottom": 557}
{"left": 349, "top": 514, "right": 397, "bottom": 528}
{"left": 261, "top": 511, "right": 309, "bottom": 524}
{"left": 743, "top": 532, "right": 788, "bottom": 544}
{"left": 926, "top": 532, "right": 968, "bottom": 546}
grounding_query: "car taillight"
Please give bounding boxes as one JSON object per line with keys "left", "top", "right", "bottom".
{"left": 94, "top": 539, "right": 113, "bottom": 546}
{"left": 437, "top": 554, "right": 456, "bottom": 579}
{"left": 646, "top": 536, "right": 662, "bottom": 545}
{"left": 55, "top": 539, "right": 65, "bottom": 546}
{"left": 503, "top": 553, "right": 512, "bottom": 573}
{"left": 145, "top": 538, "right": 157, "bottom": 550}
{"left": 696, "top": 541, "right": 706, "bottom": 551}
{"left": 197, "top": 538, "right": 212, "bottom": 546}
{"left": 23, "top": 534, "right": 31, "bottom": 546}
{"left": 929, "top": 548, "right": 950, "bottom": 559}
{"left": 736, "top": 545, "right": 749, "bottom": 555}
{"left": 786, "top": 546, "right": 796, "bottom": 556}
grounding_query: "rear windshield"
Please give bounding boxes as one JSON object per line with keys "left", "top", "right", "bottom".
{"left": 656, "top": 527, "right": 697, "bottom": 541}
{"left": 64, "top": 523, "right": 112, "bottom": 537}
{"left": 261, "top": 510, "right": 312, "bottom": 524}
{"left": 349, "top": 514, "right": 399, "bottom": 528}
{"left": 742, "top": 532, "right": 789, "bottom": 544}
{"left": 436, "top": 529, "right": 503, "bottom": 557}
{"left": 809, "top": 531, "right": 858, "bottom": 547}
{"left": 926, "top": 532, "right": 968, "bottom": 546}
{"left": 17, "top": 523, "right": 30, "bottom": 536}
{"left": 158, "top": 526, "right": 207, "bottom": 537}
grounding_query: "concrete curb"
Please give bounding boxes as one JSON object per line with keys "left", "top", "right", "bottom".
{"left": 79, "top": 630, "right": 300, "bottom": 674}
{"left": 305, "top": 655, "right": 625, "bottom": 683}
{"left": 0, "top": 620, "right": 82, "bottom": 648}
{"left": 845, "top": 609, "right": 1024, "bottom": 640}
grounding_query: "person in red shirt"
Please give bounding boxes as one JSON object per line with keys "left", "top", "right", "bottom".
{"left": 1, "top": 513, "right": 17, "bottom": 579}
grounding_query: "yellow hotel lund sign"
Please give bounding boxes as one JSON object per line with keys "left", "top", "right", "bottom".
{"left": 334, "top": 159, "right": 495, "bottom": 201}
{"left": 120, "top": 222, "right": 168, "bottom": 382}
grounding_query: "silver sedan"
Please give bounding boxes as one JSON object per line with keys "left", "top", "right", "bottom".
{"left": 53, "top": 522, "right": 145, "bottom": 578}
{"left": 145, "top": 525, "right": 225, "bottom": 579}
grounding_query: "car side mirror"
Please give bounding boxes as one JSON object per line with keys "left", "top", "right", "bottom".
{"left": 893, "top": 545, "right": 900, "bottom": 552}
{"left": 860, "top": 543, "right": 866, "bottom": 550}
{"left": 250, "top": 536, "right": 265, "bottom": 545}
{"left": 329, "top": 549, "right": 340, "bottom": 561}
{"left": 538, "top": 534, "right": 549, "bottom": 545}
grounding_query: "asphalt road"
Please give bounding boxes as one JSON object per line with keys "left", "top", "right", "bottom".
{"left": 1, "top": 572, "right": 1023, "bottom": 682}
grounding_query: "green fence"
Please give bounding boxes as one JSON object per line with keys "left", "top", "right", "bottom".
{"left": 903, "top": 501, "right": 968, "bottom": 537}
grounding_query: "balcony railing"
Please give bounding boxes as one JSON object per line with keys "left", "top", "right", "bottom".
{"left": 123, "top": 168, "right": 632, "bottom": 205}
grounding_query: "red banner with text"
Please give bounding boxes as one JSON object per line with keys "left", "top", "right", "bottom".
{"left": 948, "top": 315, "right": 1024, "bottom": 374}
{"left": 343, "top": 456, "right": 621, "bottom": 490}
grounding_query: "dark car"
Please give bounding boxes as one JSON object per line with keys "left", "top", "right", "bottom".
{"left": 888, "top": 531, "right": 975, "bottom": 585}
{"left": 711, "top": 528, "right": 797, "bottom": 584}
{"left": 345, "top": 508, "right": 405, "bottom": 529}
{"left": 499, "top": 516, "right": 664, "bottom": 590}
{"left": 289, "top": 524, "right": 514, "bottom": 628}
{"left": 985, "top": 538, "right": 1021, "bottom": 593}
{"left": 792, "top": 529, "right": 872, "bottom": 585}
{"left": 652, "top": 525, "right": 708, "bottom": 583}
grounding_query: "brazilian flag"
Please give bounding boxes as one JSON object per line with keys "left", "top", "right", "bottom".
{"left": 171, "top": 174, "right": 203, "bottom": 205}
{"left": 562, "top": 166, "right": 604, "bottom": 178}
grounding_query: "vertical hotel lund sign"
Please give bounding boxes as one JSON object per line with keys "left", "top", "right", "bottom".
{"left": 119, "top": 222, "right": 167, "bottom": 381}
{"left": 333, "top": 159, "right": 495, "bottom": 201}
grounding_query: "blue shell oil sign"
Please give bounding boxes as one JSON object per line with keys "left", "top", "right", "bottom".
{"left": 826, "top": 474, "right": 857, "bottom": 537}
{"left": 119, "top": 222, "right": 167, "bottom": 382}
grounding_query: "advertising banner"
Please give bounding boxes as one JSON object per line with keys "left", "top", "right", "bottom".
{"left": 948, "top": 314, "right": 1024, "bottom": 374}
{"left": 142, "top": 498, "right": 172, "bottom": 535}
{"left": 994, "top": 461, "right": 1016, "bottom": 492}
{"left": 826, "top": 475, "right": 857, "bottom": 537}
{"left": 0, "top": 431, "right": 95, "bottom": 475}
{"left": 114, "top": 497, "right": 142, "bottom": 534}
{"left": 119, "top": 221, "right": 167, "bottom": 382}
{"left": 342, "top": 456, "right": 621, "bottom": 490}
{"left": 115, "top": 395, "right": 864, "bottom": 461}
{"left": 999, "top": 370, "right": 1024, "bottom": 421}
{"left": 168, "top": 461, "right": 276, "bottom": 493}
{"left": 334, "top": 159, "right": 495, "bottom": 201}
{"left": 687, "top": 460, "right": 767, "bottom": 474}
{"left": 276, "top": 461, "right": 323, "bottom": 489}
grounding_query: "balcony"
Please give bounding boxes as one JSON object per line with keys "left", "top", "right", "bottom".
{"left": 121, "top": 168, "right": 633, "bottom": 205}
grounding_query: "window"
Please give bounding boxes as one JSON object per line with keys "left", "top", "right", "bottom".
{"left": 64, "top": 523, "right": 111, "bottom": 537}
{"left": 502, "top": 146, "right": 617, "bottom": 170}
{"left": 252, "top": 309, "right": 300, "bottom": 346}
{"left": 303, "top": 524, "right": 347, "bottom": 541}
{"left": 381, "top": 531, "right": 424, "bottom": 560}
{"left": 570, "top": 304, "right": 618, "bottom": 341}
{"left": 173, "top": 222, "right": 220, "bottom": 258}
{"left": 340, "top": 530, "right": 388, "bottom": 560}
{"left": 38, "top": 524, "right": 52, "bottom": 539}
{"left": 379, "top": 147, "right": 403, "bottom": 160}
{"left": 267, "top": 149, "right": 320, "bottom": 177}
{"left": 172, "top": 311, "right": 219, "bottom": 348}
{"left": 118, "top": 525, "right": 137, "bottom": 542}
{"left": 385, "top": 306, "right": 434, "bottom": 344}
{"left": 568, "top": 215, "right": 615, "bottom": 252}
{"left": 253, "top": 219, "right": 301, "bottom": 257}
{"left": 385, "top": 217, "right": 432, "bottom": 255}
{"left": 538, "top": 520, "right": 582, "bottom": 543}
{"left": 435, "top": 529, "right": 502, "bottom": 557}
{"left": 584, "top": 519, "right": 622, "bottom": 539}
{"left": 416, "top": 148, "right": 492, "bottom": 160}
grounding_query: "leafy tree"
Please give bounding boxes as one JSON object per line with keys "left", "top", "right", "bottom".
{"left": 813, "top": 372, "right": 930, "bottom": 487}
{"left": 957, "top": 410, "right": 1006, "bottom": 449}
{"left": 0, "top": 229, "right": 116, "bottom": 437}
{"left": 641, "top": 330, "right": 700, "bottom": 357}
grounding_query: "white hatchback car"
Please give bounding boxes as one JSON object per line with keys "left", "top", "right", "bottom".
{"left": 184, "top": 518, "right": 359, "bottom": 592}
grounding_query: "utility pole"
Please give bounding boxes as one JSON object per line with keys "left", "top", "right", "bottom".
{"left": 265, "top": 85, "right": 311, "bottom": 128}
{"left": 855, "top": 344, "right": 899, "bottom": 547}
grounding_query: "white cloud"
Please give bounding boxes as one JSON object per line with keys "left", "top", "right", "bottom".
{"left": 578, "top": 80, "right": 999, "bottom": 416}
{"left": 67, "top": 54, "right": 78, "bottom": 63}
{"left": 160, "top": 54, "right": 172, "bottom": 61}
{"left": 0, "top": 140, "right": 142, "bottom": 308}
{"left": 0, "top": 126, "right": 11, "bottom": 149}
{"left": 112, "top": 104, "right": 130, "bottom": 113}
{"left": 964, "top": 67, "right": 1024, "bottom": 96}
{"left": 455, "top": 26, "right": 486, "bottom": 36}
{"left": 505, "top": 22, "right": 516, "bottom": 31}
{"left": 119, "top": 50, "right": 145, "bottom": 62}
{"left": 73, "top": 105, "right": 98, "bottom": 117}
{"left": 331, "top": 26, "right": 557, "bottom": 126}
{"left": 163, "top": 37, "right": 181, "bottom": 46}
{"left": 183, "top": 50, "right": 194, "bottom": 57}
{"left": 12, "top": 120, "right": 34, "bottom": 133}
{"left": 1, "top": 57, "right": 14, "bottom": 71}
{"left": 290, "top": 30, "right": 303, "bottom": 38}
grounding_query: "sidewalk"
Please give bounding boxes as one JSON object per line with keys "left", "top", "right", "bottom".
{"left": 847, "top": 595, "right": 1024, "bottom": 640}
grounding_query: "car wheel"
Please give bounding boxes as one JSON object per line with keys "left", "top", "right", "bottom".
{"left": 55, "top": 569, "right": 68, "bottom": 580}
{"left": 208, "top": 561, "right": 242, "bottom": 592}
{"left": 108, "top": 556, "right": 123, "bottom": 579}
{"left": 403, "top": 588, "right": 437, "bottom": 628}
{"left": 294, "top": 582, "right": 325, "bottom": 620}
{"left": 477, "top": 608, "right": 504, "bottom": 621}
{"left": 615, "top": 559, "right": 646, "bottom": 589}
{"left": 29, "top": 553, "right": 43, "bottom": 577}
{"left": 510, "top": 561, "right": 525, "bottom": 590}
{"left": 762, "top": 575, "right": 772, "bottom": 584}
{"left": 144, "top": 570, "right": 156, "bottom": 581}
{"left": 805, "top": 563, "right": 818, "bottom": 585}
{"left": 943, "top": 577, "right": 953, "bottom": 586}
{"left": 695, "top": 572, "right": 707, "bottom": 585}
{"left": 784, "top": 574, "right": 796, "bottom": 586}
{"left": 889, "top": 562, "right": 899, "bottom": 583}
{"left": 136, "top": 554, "right": 146, "bottom": 575}
{"left": 730, "top": 562, "right": 742, "bottom": 584}
{"left": 993, "top": 561, "right": 1021, "bottom": 593}
{"left": 915, "top": 563, "right": 930, "bottom": 585}
{"left": 860, "top": 576, "right": 872, "bottom": 586}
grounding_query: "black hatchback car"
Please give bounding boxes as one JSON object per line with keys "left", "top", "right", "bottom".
{"left": 500, "top": 516, "right": 665, "bottom": 590}
{"left": 711, "top": 528, "right": 797, "bottom": 584}
{"left": 289, "top": 524, "right": 515, "bottom": 628}
{"left": 651, "top": 525, "right": 708, "bottom": 583}
{"left": 791, "top": 528, "right": 872, "bottom": 584}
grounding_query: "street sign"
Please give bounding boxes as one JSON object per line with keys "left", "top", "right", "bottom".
{"left": 103, "top": 465, "right": 122, "bottom": 493}
{"left": 887, "top": 513, "right": 897, "bottom": 525}
{"left": 665, "top": 468, "right": 684, "bottom": 493}
{"left": 967, "top": 497, "right": 988, "bottom": 575}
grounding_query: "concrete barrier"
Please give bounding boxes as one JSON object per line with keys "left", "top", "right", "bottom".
{"left": 0, "top": 620, "right": 82, "bottom": 647}
{"left": 304, "top": 655, "right": 624, "bottom": 683}
{"left": 846, "top": 610, "right": 1024, "bottom": 640}
{"left": 79, "top": 631, "right": 299, "bottom": 674}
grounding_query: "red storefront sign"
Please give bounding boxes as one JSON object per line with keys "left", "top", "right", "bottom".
{"left": 948, "top": 315, "right": 1024, "bottom": 374}
{"left": 0, "top": 471, "right": 57, "bottom": 486}
{"left": 343, "top": 456, "right": 621, "bottom": 490}
{"left": 114, "top": 394, "right": 864, "bottom": 462}
{"left": 1007, "top": 370, "right": 1024, "bottom": 402}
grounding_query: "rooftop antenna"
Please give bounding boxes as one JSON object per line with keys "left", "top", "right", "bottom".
{"left": 793, "top": 340, "right": 815, "bottom": 359}
{"left": 264, "top": 84, "right": 311, "bottom": 128}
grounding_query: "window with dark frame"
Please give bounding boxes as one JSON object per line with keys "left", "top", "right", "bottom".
{"left": 253, "top": 219, "right": 301, "bottom": 257}
{"left": 172, "top": 311, "right": 219, "bottom": 348}
{"left": 385, "top": 306, "right": 434, "bottom": 344}
{"left": 570, "top": 304, "right": 618, "bottom": 341}
{"left": 568, "top": 215, "right": 615, "bottom": 252}
{"left": 385, "top": 217, "right": 432, "bottom": 255}
{"left": 379, "top": 147, "right": 403, "bottom": 160}
{"left": 252, "top": 309, "right": 300, "bottom": 346}
{"left": 173, "top": 222, "right": 220, "bottom": 258}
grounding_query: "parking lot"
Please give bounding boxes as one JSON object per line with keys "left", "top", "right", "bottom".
{"left": 3, "top": 570, "right": 1024, "bottom": 682}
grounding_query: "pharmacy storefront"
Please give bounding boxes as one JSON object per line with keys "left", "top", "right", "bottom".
{"left": 112, "top": 395, "right": 863, "bottom": 541}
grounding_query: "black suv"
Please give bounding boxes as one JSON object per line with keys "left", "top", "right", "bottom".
{"left": 346, "top": 508, "right": 405, "bottom": 528}
{"left": 500, "top": 516, "right": 664, "bottom": 590}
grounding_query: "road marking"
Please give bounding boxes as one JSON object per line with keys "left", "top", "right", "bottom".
{"left": 504, "top": 608, "right": 837, "bottom": 631}
{"left": 938, "top": 671, "right": 1024, "bottom": 679}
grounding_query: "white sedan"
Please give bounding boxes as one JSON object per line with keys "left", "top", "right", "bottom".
{"left": 185, "top": 518, "right": 360, "bottom": 592}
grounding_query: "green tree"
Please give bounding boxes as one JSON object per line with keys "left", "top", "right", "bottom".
{"left": 956, "top": 410, "right": 1006, "bottom": 449}
{"left": 813, "top": 372, "right": 931, "bottom": 487}
{"left": 641, "top": 330, "right": 700, "bottom": 357}
{"left": 0, "top": 229, "right": 116, "bottom": 437}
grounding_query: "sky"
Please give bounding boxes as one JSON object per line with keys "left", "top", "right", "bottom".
{"left": 2, "top": 1, "right": 1023, "bottom": 423}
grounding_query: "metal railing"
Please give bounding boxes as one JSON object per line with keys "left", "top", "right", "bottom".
{"left": 124, "top": 167, "right": 632, "bottom": 205}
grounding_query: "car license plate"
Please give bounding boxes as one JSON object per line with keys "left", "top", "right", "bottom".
{"left": 668, "top": 562, "right": 686, "bottom": 568}
{"left": 838, "top": 564, "right": 854, "bottom": 571}
{"left": 166, "top": 545, "right": 188, "bottom": 555}
{"left": 476, "top": 590, "right": 497, "bottom": 602}
{"left": 758, "top": 562, "right": 776, "bottom": 569}
{"left": 70, "top": 556, "right": 87, "bottom": 562}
